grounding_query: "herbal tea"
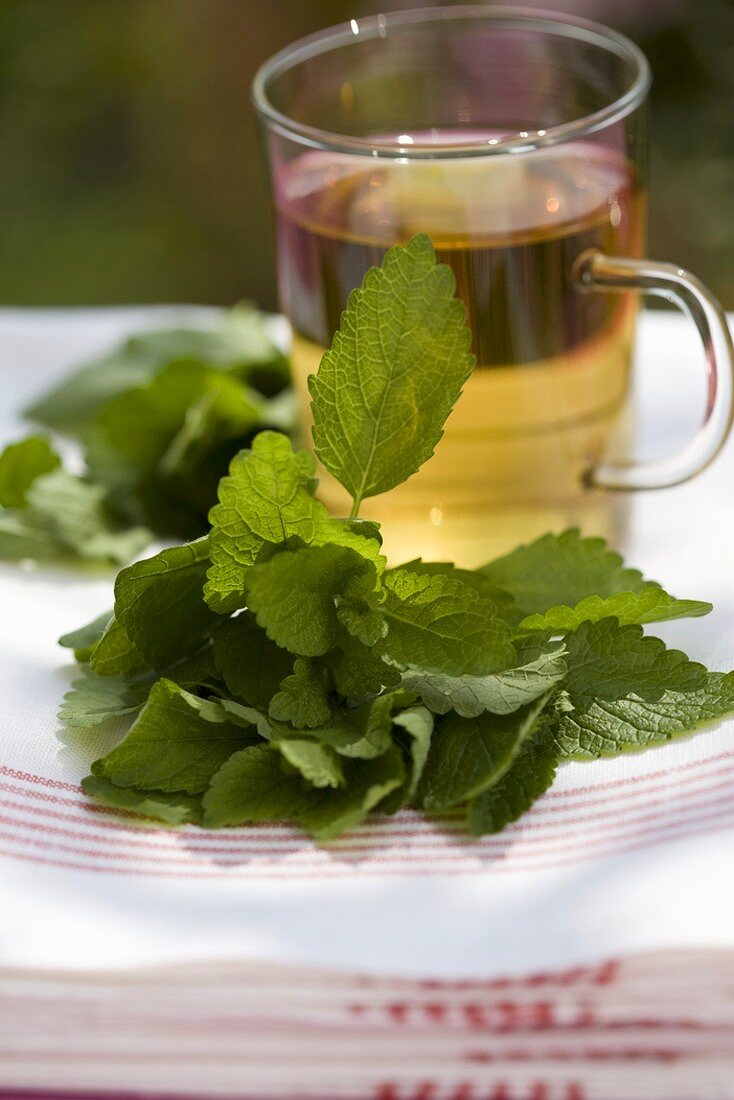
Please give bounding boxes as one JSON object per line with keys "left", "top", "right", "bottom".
{"left": 275, "top": 142, "right": 644, "bottom": 564}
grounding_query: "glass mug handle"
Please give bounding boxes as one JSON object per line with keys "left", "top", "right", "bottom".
{"left": 574, "top": 250, "right": 734, "bottom": 491}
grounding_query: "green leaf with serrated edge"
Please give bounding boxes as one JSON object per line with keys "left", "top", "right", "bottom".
{"left": 246, "top": 544, "right": 377, "bottom": 657}
{"left": 480, "top": 528, "right": 650, "bottom": 618}
{"left": 299, "top": 747, "right": 405, "bottom": 841}
{"left": 25, "top": 306, "right": 287, "bottom": 433}
{"left": 213, "top": 612, "right": 293, "bottom": 710}
{"left": 114, "top": 537, "right": 219, "bottom": 668}
{"left": 310, "top": 692, "right": 399, "bottom": 760}
{"left": 81, "top": 775, "right": 203, "bottom": 826}
{"left": 314, "top": 516, "right": 386, "bottom": 570}
{"left": 156, "top": 377, "right": 263, "bottom": 481}
{"left": 309, "top": 234, "right": 474, "bottom": 510}
{"left": 91, "top": 360, "right": 263, "bottom": 473}
{"left": 277, "top": 740, "right": 344, "bottom": 789}
{"left": 416, "top": 693, "right": 550, "bottom": 811}
{"left": 95, "top": 679, "right": 252, "bottom": 795}
{"left": 381, "top": 705, "right": 435, "bottom": 813}
{"left": 325, "top": 634, "right": 401, "bottom": 698}
{"left": 398, "top": 559, "right": 521, "bottom": 626}
{"left": 58, "top": 667, "right": 147, "bottom": 729}
{"left": 401, "top": 635, "right": 567, "bottom": 718}
{"left": 202, "top": 744, "right": 323, "bottom": 828}
{"left": 335, "top": 570, "right": 387, "bottom": 647}
{"left": 0, "top": 436, "right": 60, "bottom": 508}
{"left": 467, "top": 726, "right": 558, "bottom": 836}
{"left": 26, "top": 468, "right": 151, "bottom": 563}
{"left": 204, "top": 435, "right": 384, "bottom": 616}
{"left": 376, "top": 568, "right": 515, "bottom": 677}
{"left": 343, "top": 518, "right": 383, "bottom": 547}
{"left": 58, "top": 610, "right": 113, "bottom": 662}
{"left": 89, "top": 616, "right": 150, "bottom": 678}
{"left": 519, "top": 587, "right": 712, "bottom": 634}
{"left": 204, "top": 432, "right": 326, "bottom": 612}
{"left": 269, "top": 658, "right": 331, "bottom": 729}
{"left": 217, "top": 697, "right": 275, "bottom": 738}
{"left": 553, "top": 619, "right": 734, "bottom": 759}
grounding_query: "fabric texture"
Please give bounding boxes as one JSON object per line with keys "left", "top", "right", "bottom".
{"left": 1, "top": 308, "right": 733, "bottom": 1099}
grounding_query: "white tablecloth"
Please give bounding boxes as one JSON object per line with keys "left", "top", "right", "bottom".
{"left": 0, "top": 306, "right": 732, "bottom": 981}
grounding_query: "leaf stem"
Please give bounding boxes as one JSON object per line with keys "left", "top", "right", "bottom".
{"left": 349, "top": 496, "right": 362, "bottom": 520}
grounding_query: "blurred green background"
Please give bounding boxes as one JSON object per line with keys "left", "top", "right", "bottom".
{"left": 1, "top": 0, "right": 733, "bottom": 309}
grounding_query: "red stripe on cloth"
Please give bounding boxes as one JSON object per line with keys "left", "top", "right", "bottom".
{"left": 1, "top": 806, "right": 734, "bottom": 878}
{"left": 2, "top": 785, "right": 734, "bottom": 864}
{"left": 4, "top": 768, "right": 734, "bottom": 851}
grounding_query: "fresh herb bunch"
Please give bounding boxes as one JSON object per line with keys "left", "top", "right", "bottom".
{"left": 0, "top": 307, "right": 293, "bottom": 562}
{"left": 58, "top": 236, "right": 734, "bottom": 839}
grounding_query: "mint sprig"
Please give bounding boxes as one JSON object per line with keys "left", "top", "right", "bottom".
{"left": 56, "top": 237, "right": 733, "bottom": 840}
{"left": 0, "top": 306, "right": 293, "bottom": 564}
{"left": 310, "top": 234, "right": 474, "bottom": 515}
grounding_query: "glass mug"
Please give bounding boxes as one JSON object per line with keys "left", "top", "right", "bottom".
{"left": 253, "top": 7, "right": 734, "bottom": 566}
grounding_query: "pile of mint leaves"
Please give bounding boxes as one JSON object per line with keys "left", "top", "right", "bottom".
{"left": 0, "top": 306, "right": 293, "bottom": 563}
{"left": 57, "top": 236, "right": 734, "bottom": 839}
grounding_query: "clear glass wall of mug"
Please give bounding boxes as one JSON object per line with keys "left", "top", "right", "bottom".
{"left": 253, "top": 7, "right": 734, "bottom": 567}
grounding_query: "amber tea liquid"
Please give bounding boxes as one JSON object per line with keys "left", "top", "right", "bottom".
{"left": 275, "top": 141, "right": 644, "bottom": 565}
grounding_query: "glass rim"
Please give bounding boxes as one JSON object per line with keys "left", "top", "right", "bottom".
{"left": 252, "top": 5, "right": 651, "bottom": 159}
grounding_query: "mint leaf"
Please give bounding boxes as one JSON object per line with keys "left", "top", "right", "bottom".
{"left": 0, "top": 436, "right": 61, "bottom": 508}
{"left": 394, "top": 706, "right": 434, "bottom": 797}
{"left": 382, "top": 704, "right": 435, "bottom": 811}
{"left": 519, "top": 587, "right": 712, "bottom": 633}
{"left": 246, "top": 544, "right": 376, "bottom": 657}
{"left": 212, "top": 612, "right": 293, "bottom": 710}
{"left": 299, "top": 747, "right": 405, "bottom": 841}
{"left": 325, "top": 635, "right": 402, "bottom": 698}
{"left": 417, "top": 694, "right": 549, "bottom": 811}
{"left": 81, "top": 775, "right": 203, "bottom": 826}
{"left": 114, "top": 538, "right": 219, "bottom": 667}
{"left": 205, "top": 432, "right": 325, "bottom": 612}
{"left": 313, "top": 693, "right": 398, "bottom": 760}
{"left": 26, "top": 306, "right": 288, "bottom": 434}
{"left": 335, "top": 570, "right": 387, "bottom": 647}
{"left": 164, "top": 645, "right": 220, "bottom": 691}
{"left": 59, "top": 610, "right": 113, "bottom": 662}
{"left": 376, "top": 567, "right": 515, "bottom": 677}
{"left": 0, "top": 513, "right": 59, "bottom": 561}
{"left": 89, "top": 616, "right": 150, "bottom": 678}
{"left": 554, "top": 619, "right": 734, "bottom": 759}
{"left": 202, "top": 744, "right": 323, "bottom": 827}
{"left": 480, "top": 528, "right": 649, "bottom": 617}
{"left": 26, "top": 468, "right": 151, "bottom": 564}
{"left": 278, "top": 740, "right": 344, "bottom": 789}
{"left": 95, "top": 361, "right": 264, "bottom": 474}
{"left": 467, "top": 727, "right": 558, "bottom": 836}
{"left": 400, "top": 559, "right": 521, "bottom": 626}
{"left": 58, "top": 667, "right": 146, "bottom": 729}
{"left": 401, "top": 635, "right": 567, "bottom": 718}
{"left": 94, "top": 679, "right": 251, "bottom": 794}
{"left": 217, "top": 697, "right": 276, "bottom": 738}
{"left": 26, "top": 347, "right": 158, "bottom": 434}
{"left": 309, "top": 234, "right": 474, "bottom": 511}
{"left": 83, "top": 354, "right": 289, "bottom": 544}
{"left": 157, "top": 381, "right": 263, "bottom": 481}
{"left": 88, "top": 362, "right": 268, "bottom": 540}
{"left": 269, "top": 658, "right": 331, "bottom": 729}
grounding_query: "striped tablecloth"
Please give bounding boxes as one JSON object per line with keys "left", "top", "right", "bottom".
{"left": 1, "top": 307, "right": 733, "bottom": 1099}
